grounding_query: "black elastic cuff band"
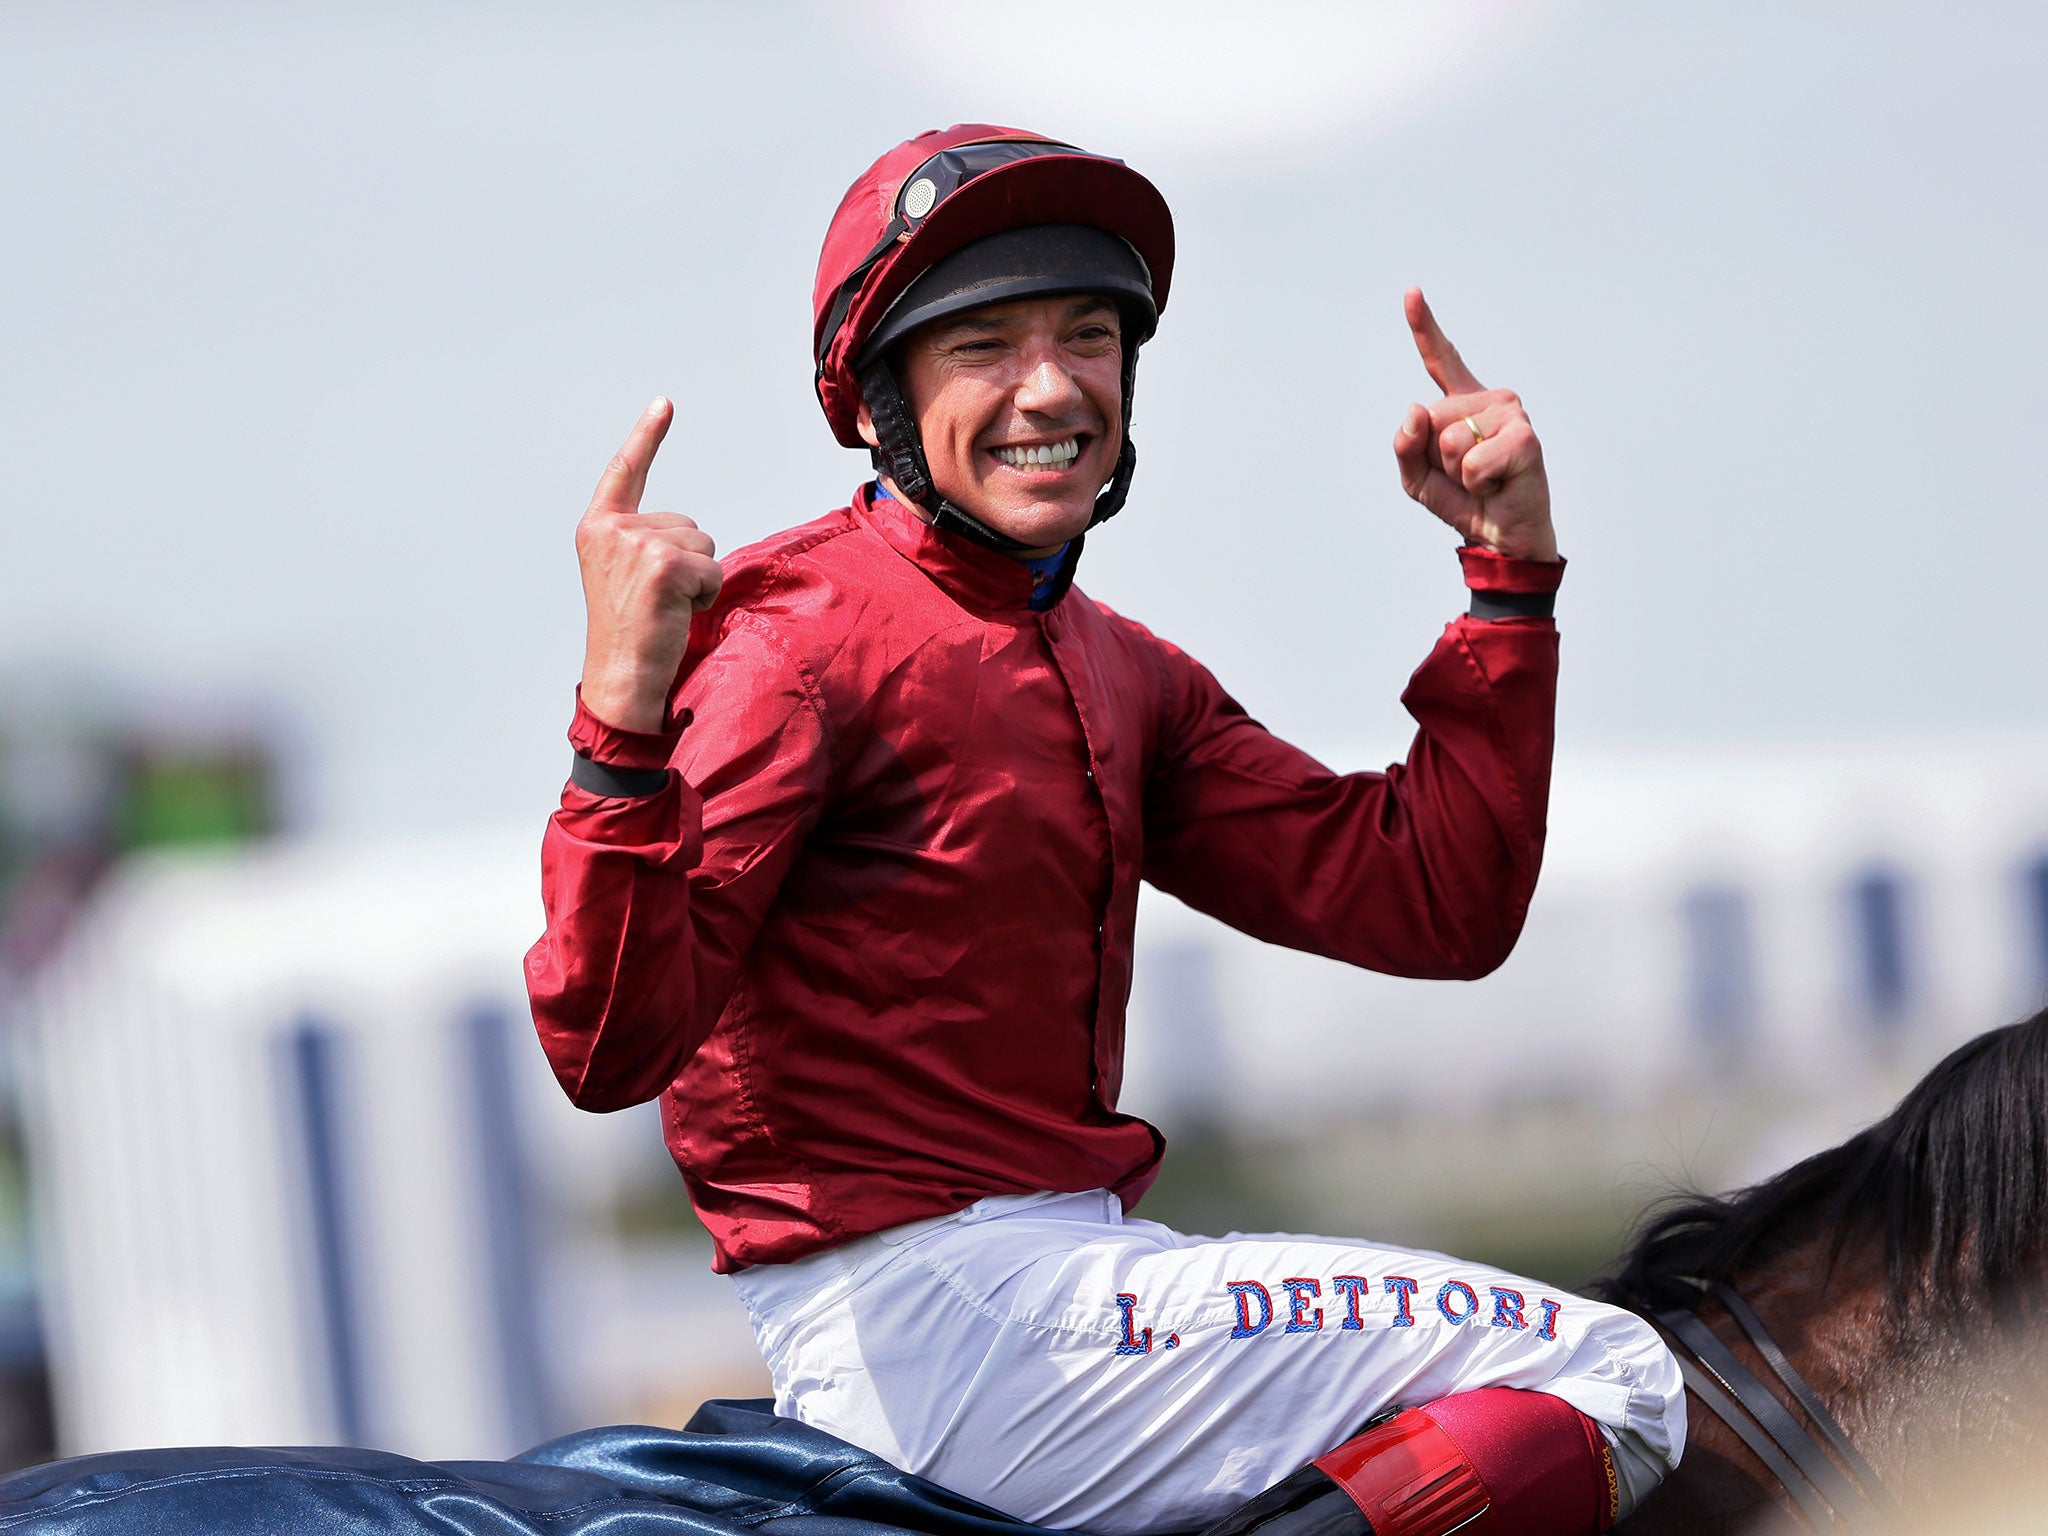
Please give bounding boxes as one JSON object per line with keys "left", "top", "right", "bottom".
{"left": 570, "top": 752, "right": 669, "bottom": 799}
{"left": 1468, "top": 589, "right": 1556, "bottom": 621}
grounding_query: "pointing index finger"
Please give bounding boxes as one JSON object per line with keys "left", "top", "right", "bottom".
{"left": 1405, "top": 287, "right": 1485, "bottom": 397}
{"left": 589, "top": 397, "right": 673, "bottom": 516}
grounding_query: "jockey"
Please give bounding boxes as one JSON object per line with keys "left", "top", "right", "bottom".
{"left": 527, "top": 125, "right": 1684, "bottom": 1536}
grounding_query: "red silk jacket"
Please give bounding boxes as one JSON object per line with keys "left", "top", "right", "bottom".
{"left": 525, "top": 486, "right": 1563, "bottom": 1271}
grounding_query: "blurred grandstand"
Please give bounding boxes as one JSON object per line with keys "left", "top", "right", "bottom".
{"left": 0, "top": 681, "right": 287, "bottom": 1468}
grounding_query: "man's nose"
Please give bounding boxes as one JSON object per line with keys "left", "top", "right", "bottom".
{"left": 1012, "top": 347, "right": 1085, "bottom": 415}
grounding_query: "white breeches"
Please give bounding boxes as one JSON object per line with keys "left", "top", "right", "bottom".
{"left": 731, "top": 1190, "right": 1684, "bottom": 1536}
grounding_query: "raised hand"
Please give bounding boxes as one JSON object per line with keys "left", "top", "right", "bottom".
{"left": 576, "top": 399, "right": 725, "bottom": 733}
{"left": 1391, "top": 289, "right": 1557, "bottom": 563}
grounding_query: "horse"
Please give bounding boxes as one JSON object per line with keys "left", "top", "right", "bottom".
{"left": 7, "top": 1010, "right": 2047, "bottom": 1533}
{"left": 1594, "top": 1004, "right": 2048, "bottom": 1533}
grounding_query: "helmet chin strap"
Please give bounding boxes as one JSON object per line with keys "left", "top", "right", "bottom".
{"left": 857, "top": 347, "right": 1140, "bottom": 557}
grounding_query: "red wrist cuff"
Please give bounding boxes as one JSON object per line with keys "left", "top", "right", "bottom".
{"left": 568, "top": 687, "right": 689, "bottom": 769}
{"left": 1459, "top": 546, "right": 1566, "bottom": 595}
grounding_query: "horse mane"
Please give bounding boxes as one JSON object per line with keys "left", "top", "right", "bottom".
{"left": 1592, "top": 1006, "right": 2048, "bottom": 1318}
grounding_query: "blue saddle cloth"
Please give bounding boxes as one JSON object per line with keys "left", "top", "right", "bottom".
{"left": 0, "top": 1399, "right": 1073, "bottom": 1536}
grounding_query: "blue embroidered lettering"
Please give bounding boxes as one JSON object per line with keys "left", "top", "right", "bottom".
{"left": 1281, "top": 1277, "right": 1323, "bottom": 1333}
{"left": 1226, "top": 1280, "right": 1273, "bottom": 1339}
{"left": 1537, "top": 1298, "right": 1562, "bottom": 1341}
{"left": 1332, "top": 1274, "right": 1369, "bottom": 1331}
{"left": 1489, "top": 1286, "right": 1528, "bottom": 1330}
{"left": 1384, "top": 1275, "right": 1419, "bottom": 1327}
{"left": 1114, "top": 1292, "right": 1154, "bottom": 1355}
{"left": 1437, "top": 1280, "right": 1480, "bottom": 1324}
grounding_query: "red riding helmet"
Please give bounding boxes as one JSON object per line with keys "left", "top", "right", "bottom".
{"left": 811, "top": 124, "right": 1175, "bottom": 550}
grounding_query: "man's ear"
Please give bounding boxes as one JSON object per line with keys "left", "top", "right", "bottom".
{"left": 855, "top": 400, "right": 880, "bottom": 449}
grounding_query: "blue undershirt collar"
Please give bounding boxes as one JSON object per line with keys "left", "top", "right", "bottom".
{"left": 873, "top": 480, "right": 1071, "bottom": 610}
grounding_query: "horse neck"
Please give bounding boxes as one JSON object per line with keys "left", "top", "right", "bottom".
{"left": 1740, "top": 1234, "right": 2048, "bottom": 1491}
{"left": 1625, "top": 1231, "right": 2048, "bottom": 1531}
{"left": 1621, "top": 1234, "right": 1894, "bottom": 1533}
{"left": 1616, "top": 1442, "right": 1782, "bottom": 1536}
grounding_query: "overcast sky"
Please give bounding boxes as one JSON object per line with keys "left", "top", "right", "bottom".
{"left": 4, "top": 2, "right": 2044, "bottom": 835}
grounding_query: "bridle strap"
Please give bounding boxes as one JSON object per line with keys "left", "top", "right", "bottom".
{"left": 1668, "top": 1354, "right": 1839, "bottom": 1533}
{"left": 1655, "top": 1298, "right": 1893, "bottom": 1533}
{"left": 1712, "top": 1284, "right": 1895, "bottom": 1517}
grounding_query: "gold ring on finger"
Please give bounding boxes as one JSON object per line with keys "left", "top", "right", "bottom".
{"left": 1463, "top": 415, "right": 1485, "bottom": 444}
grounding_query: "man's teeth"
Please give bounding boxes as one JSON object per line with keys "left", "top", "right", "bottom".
{"left": 994, "top": 438, "right": 1079, "bottom": 469}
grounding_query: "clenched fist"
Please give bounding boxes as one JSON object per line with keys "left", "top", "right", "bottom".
{"left": 577, "top": 399, "right": 724, "bottom": 733}
{"left": 1391, "top": 289, "right": 1558, "bottom": 564}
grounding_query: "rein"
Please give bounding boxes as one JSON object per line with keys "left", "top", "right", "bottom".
{"left": 1650, "top": 1285, "right": 1898, "bottom": 1533}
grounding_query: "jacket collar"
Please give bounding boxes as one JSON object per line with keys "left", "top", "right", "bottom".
{"left": 852, "top": 482, "right": 1084, "bottom": 616}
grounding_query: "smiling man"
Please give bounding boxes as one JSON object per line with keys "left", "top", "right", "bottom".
{"left": 527, "top": 126, "right": 1681, "bottom": 1536}
{"left": 875, "top": 288, "right": 1122, "bottom": 556}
